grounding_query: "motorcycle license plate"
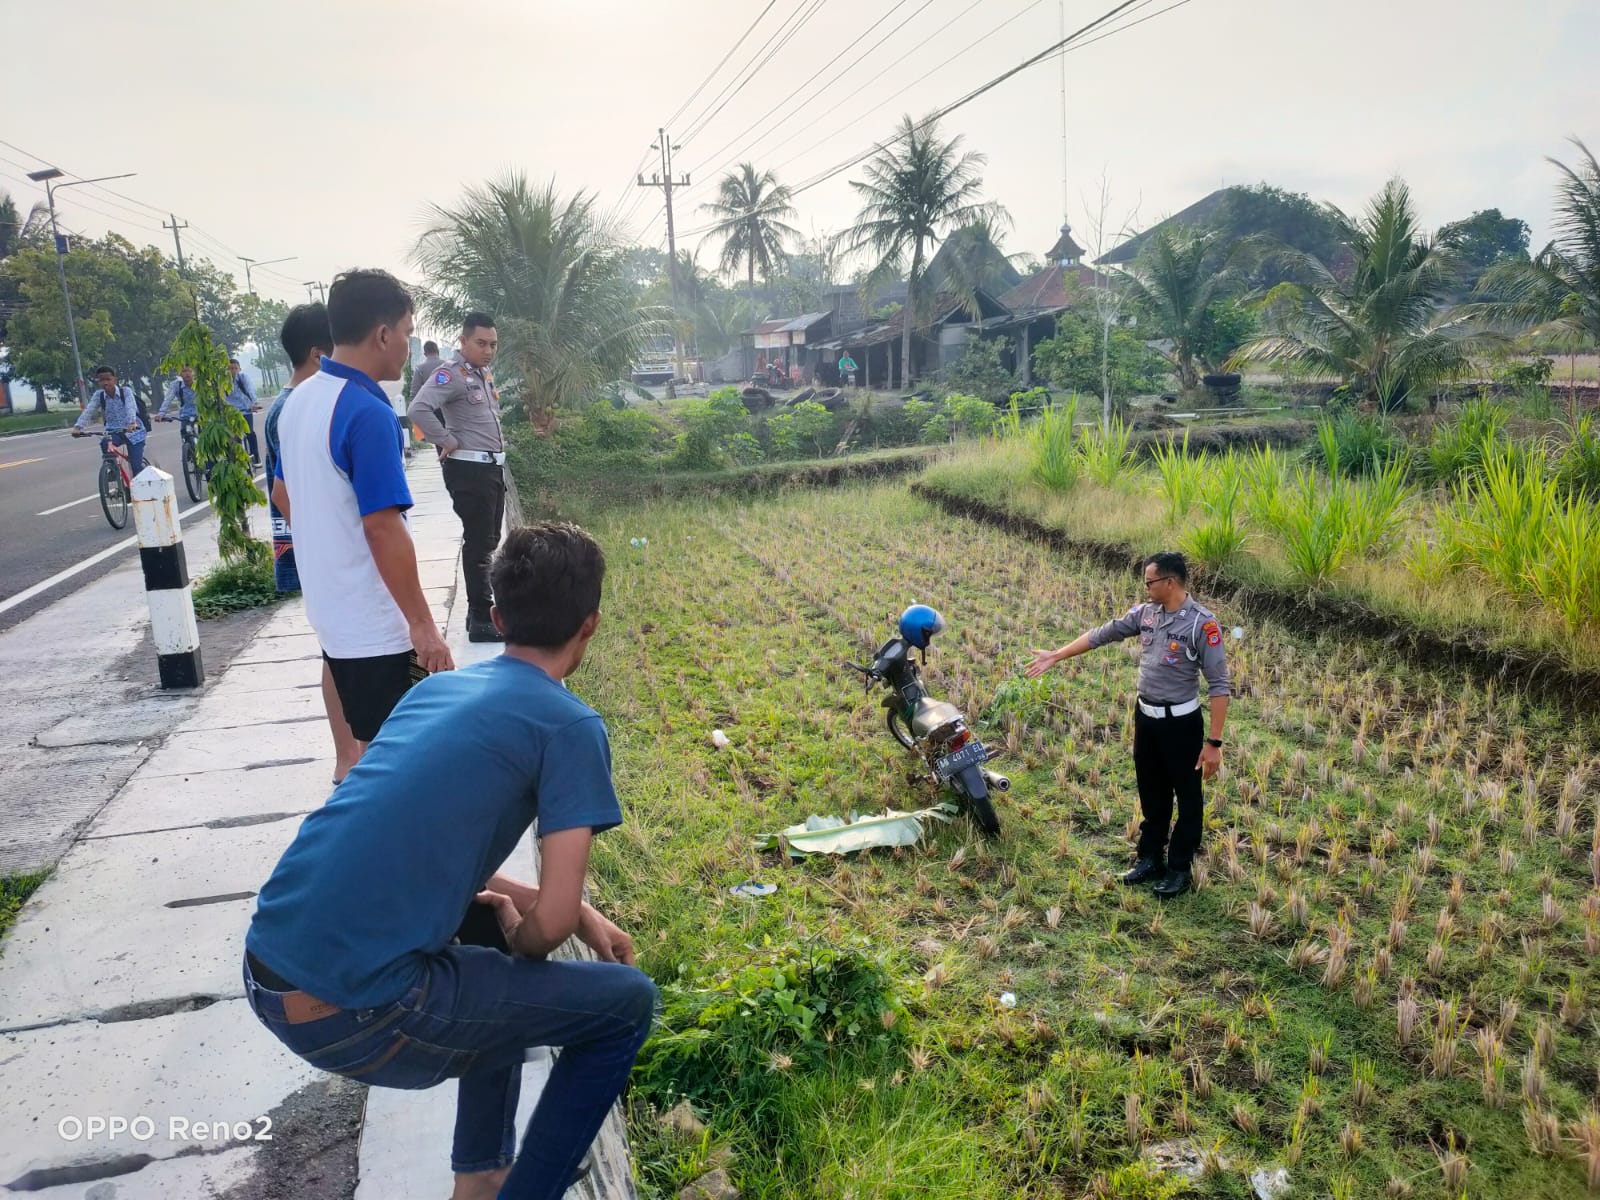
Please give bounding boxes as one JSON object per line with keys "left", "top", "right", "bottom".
{"left": 934, "top": 741, "right": 988, "bottom": 781}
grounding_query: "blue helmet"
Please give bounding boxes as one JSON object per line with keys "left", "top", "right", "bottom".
{"left": 898, "top": 604, "right": 946, "bottom": 650}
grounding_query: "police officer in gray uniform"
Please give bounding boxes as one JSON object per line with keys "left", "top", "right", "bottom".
{"left": 1026, "top": 551, "right": 1231, "bottom": 897}
{"left": 407, "top": 312, "right": 505, "bottom": 643}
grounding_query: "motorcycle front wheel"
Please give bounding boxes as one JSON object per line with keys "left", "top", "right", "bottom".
{"left": 886, "top": 707, "right": 918, "bottom": 752}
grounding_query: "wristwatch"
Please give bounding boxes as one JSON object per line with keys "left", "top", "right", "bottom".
{"left": 1206, "top": 738, "right": 1224, "bottom": 748}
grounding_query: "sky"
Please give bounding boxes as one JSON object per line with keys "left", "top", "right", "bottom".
{"left": 2, "top": 0, "right": 1595, "bottom": 310}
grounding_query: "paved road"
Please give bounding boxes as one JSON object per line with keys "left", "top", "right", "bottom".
{"left": 0, "top": 420, "right": 259, "bottom": 633}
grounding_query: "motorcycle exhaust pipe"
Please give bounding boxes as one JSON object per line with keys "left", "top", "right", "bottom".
{"left": 982, "top": 770, "right": 1010, "bottom": 793}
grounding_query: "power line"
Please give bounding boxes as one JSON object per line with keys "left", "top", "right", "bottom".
{"left": 665, "top": 0, "right": 784, "bottom": 131}
{"left": 679, "top": 0, "right": 833, "bottom": 145}
{"left": 768, "top": 0, "right": 1064, "bottom": 180}
{"left": 682, "top": 0, "right": 936, "bottom": 186}
{"left": 678, "top": 0, "right": 1190, "bottom": 240}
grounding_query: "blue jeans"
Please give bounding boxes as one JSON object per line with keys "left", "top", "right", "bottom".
{"left": 243, "top": 945, "right": 656, "bottom": 1196}
{"left": 101, "top": 432, "right": 145, "bottom": 477}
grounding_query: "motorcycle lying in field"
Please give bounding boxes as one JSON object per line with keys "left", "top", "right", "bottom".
{"left": 846, "top": 605, "right": 1008, "bottom": 836}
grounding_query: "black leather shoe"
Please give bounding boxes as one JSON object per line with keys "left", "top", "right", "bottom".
{"left": 466, "top": 615, "right": 503, "bottom": 643}
{"left": 1153, "top": 868, "right": 1192, "bottom": 898}
{"left": 1122, "top": 857, "right": 1165, "bottom": 885}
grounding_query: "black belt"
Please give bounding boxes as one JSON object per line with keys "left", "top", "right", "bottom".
{"left": 247, "top": 951, "right": 300, "bottom": 993}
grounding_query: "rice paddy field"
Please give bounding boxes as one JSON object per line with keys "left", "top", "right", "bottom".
{"left": 565, "top": 483, "right": 1600, "bottom": 1199}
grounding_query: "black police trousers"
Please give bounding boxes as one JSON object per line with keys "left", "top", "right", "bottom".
{"left": 441, "top": 458, "right": 505, "bottom": 619}
{"left": 1132, "top": 704, "right": 1206, "bottom": 869}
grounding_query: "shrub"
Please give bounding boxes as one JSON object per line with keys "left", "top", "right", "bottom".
{"left": 1421, "top": 396, "right": 1507, "bottom": 486}
{"left": 674, "top": 388, "right": 756, "bottom": 469}
{"left": 1312, "top": 411, "right": 1404, "bottom": 478}
{"left": 1183, "top": 516, "right": 1249, "bottom": 571}
{"left": 1345, "top": 458, "right": 1414, "bottom": 558}
{"left": 192, "top": 557, "right": 282, "bottom": 618}
{"left": 943, "top": 392, "right": 999, "bottom": 439}
{"left": 766, "top": 400, "right": 836, "bottom": 459}
{"left": 1032, "top": 309, "right": 1167, "bottom": 398}
{"left": 634, "top": 940, "right": 907, "bottom": 1111}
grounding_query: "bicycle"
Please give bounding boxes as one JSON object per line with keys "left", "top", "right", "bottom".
{"left": 73, "top": 428, "right": 136, "bottom": 530}
{"left": 158, "top": 414, "right": 207, "bottom": 502}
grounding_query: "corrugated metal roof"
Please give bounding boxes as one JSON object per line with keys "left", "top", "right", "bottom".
{"left": 777, "top": 311, "right": 832, "bottom": 333}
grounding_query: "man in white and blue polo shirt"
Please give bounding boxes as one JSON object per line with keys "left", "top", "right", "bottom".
{"left": 271, "top": 269, "right": 454, "bottom": 754}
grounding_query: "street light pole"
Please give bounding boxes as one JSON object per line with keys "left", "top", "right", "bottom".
{"left": 240, "top": 255, "right": 295, "bottom": 297}
{"left": 26, "top": 168, "right": 137, "bottom": 409}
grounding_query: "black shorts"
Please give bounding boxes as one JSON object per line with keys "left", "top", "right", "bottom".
{"left": 323, "top": 650, "right": 424, "bottom": 742}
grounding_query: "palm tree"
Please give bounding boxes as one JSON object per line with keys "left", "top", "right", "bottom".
{"left": 701, "top": 163, "right": 799, "bottom": 313}
{"left": 840, "top": 114, "right": 1004, "bottom": 387}
{"left": 1231, "top": 178, "right": 1488, "bottom": 412}
{"left": 1118, "top": 226, "right": 1242, "bottom": 390}
{"left": 411, "top": 173, "right": 664, "bottom": 429}
{"left": 1472, "top": 138, "right": 1600, "bottom": 413}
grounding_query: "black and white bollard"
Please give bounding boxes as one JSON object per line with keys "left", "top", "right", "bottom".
{"left": 132, "top": 466, "right": 205, "bottom": 689}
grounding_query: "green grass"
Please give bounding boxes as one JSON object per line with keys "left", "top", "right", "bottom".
{"left": 0, "top": 870, "right": 49, "bottom": 944}
{"left": 0, "top": 409, "right": 73, "bottom": 436}
{"left": 921, "top": 440, "right": 1600, "bottom": 678}
{"left": 191, "top": 556, "right": 286, "bottom": 619}
{"left": 560, "top": 484, "right": 1600, "bottom": 1199}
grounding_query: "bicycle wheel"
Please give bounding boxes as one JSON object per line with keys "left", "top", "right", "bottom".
{"left": 182, "top": 442, "right": 204, "bottom": 502}
{"left": 99, "top": 457, "right": 130, "bottom": 530}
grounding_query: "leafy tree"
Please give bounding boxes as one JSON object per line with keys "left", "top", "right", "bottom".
{"left": 766, "top": 234, "right": 839, "bottom": 314}
{"left": 1118, "top": 227, "right": 1245, "bottom": 389}
{"left": 97, "top": 235, "right": 192, "bottom": 398}
{"left": 1191, "top": 297, "right": 1258, "bottom": 372}
{"left": 840, "top": 114, "right": 1004, "bottom": 387}
{"left": 938, "top": 334, "right": 1015, "bottom": 403}
{"left": 1473, "top": 139, "right": 1600, "bottom": 364}
{"left": 1437, "top": 208, "right": 1531, "bottom": 288}
{"left": 3, "top": 243, "right": 118, "bottom": 397}
{"left": 411, "top": 173, "right": 664, "bottom": 429}
{"left": 1207, "top": 184, "right": 1344, "bottom": 287}
{"left": 1032, "top": 309, "right": 1166, "bottom": 399}
{"left": 162, "top": 317, "right": 264, "bottom": 565}
{"left": 702, "top": 163, "right": 799, "bottom": 310}
{"left": 1232, "top": 178, "right": 1489, "bottom": 412}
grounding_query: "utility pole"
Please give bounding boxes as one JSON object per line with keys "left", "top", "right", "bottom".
{"left": 26, "top": 166, "right": 137, "bottom": 409}
{"left": 638, "top": 128, "right": 690, "bottom": 381}
{"left": 163, "top": 213, "right": 189, "bottom": 276}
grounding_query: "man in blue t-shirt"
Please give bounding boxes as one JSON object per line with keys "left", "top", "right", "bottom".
{"left": 244, "top": 522, "right": 653, "bottom": 1200}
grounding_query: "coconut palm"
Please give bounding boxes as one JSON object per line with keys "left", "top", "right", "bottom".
{"left": 411, "top": 173, "right": 664, "bottom": 429}
{"left": 1232, "top": 178, "right": 1488, "bottom": 411}
{"left": 1117, "top": 226, "right": 1243, "bottom": 390}
{"left": 1473, "top": 138, "right": 1600, "bottom": 351}
{"left": 701, "top": 163, "right": 799, "bottom": 312}
{"left": 840, "top": 114, "right": 1005, "bottom": 387}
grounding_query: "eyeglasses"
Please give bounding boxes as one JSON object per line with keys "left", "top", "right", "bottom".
{"left": 1144, "top": 576, "right": 1175, "bottom": 589}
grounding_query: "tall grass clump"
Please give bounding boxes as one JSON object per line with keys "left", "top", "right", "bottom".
{"left": 1151, "top": 431, "right": 1204, "bottom": 525}
{"left": 1555, "top": 415, "right": 1600, "bottom": 499}
{"left": 1422, "top": 396, "right": 1508, "bottom": 486}
{"left": 1182, "top": 451, "right": 1249, "bottom": 570}
{"left": 1272, "top": 468, "right": 1353, "bottom": 587}
{"left": 1346, "top": 458, "right": 1415, "bottom": 558}
{"left": 1433, "top": 440, "right": 1600, "bottom": 632}
{"left": 1027, "top": 395, "right": 1080, "bottom": 491}
{"left": 1241, "top": 443, "right": 1290, "bottom": 529}
{"left": 1077, "top": 417, "right": 1138, "bottom": 488}
{"left": 1314, "top": 411, "right": 1405, "bottom": 478}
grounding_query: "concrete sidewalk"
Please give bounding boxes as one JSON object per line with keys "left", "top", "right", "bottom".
{"left": 0, "top": 457, "right": 635, "bottom": 1199}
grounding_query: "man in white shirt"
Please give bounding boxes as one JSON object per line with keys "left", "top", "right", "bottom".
{"left": 271, "top": 268, "right": 454, "bottom": 754}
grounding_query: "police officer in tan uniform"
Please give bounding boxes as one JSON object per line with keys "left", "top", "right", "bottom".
{"left": 1026, "top": 551, "right": 1231, "bottom": 897}
{"left": 407, "top": 312, "right": 506, "bottom": 643}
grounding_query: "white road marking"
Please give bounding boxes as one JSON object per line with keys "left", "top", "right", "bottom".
{"left": 37, "top": 492, "right": 101, "bottom": 516}
{"left": 0, "top": 471, "right": 266, "bottom": 619}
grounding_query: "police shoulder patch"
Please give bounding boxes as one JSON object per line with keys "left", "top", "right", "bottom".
{"left": 1203, "top": 619, "right": 1222, "bottom": 647}
{"left": 434, "top": 369, "right": 451, "bottom": 386}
